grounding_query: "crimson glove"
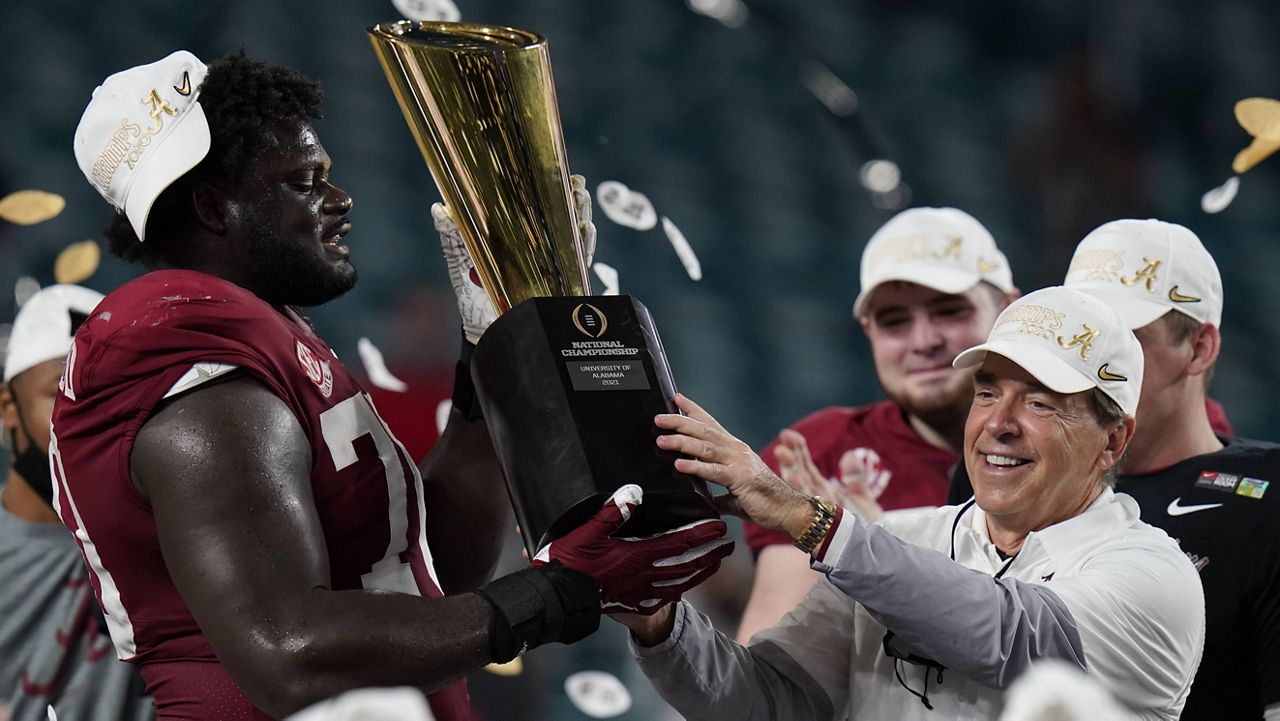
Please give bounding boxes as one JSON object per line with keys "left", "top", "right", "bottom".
{"left": 533, "top": 485, "right": 734, "bottom": 615}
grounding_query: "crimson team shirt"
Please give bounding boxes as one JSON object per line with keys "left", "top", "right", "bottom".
{"left": 744, "top": 400, "right": 958, "bottom": 552}
{"left": 48, "top": 270, "right": 476, "bottom": 721}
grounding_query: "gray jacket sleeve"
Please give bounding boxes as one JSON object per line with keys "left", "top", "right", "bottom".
{"left": 814, "top": 512, "right": 1086, "bottom": 689}
{"left": 630, "top": 600, "right": 839, "bottom": 721}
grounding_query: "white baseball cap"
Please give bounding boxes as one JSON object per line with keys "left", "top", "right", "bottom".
{"left": 853, "top": 207, "right": 1015, "bottom": 316}
{"left": 4, "top": 285, "right": 104, "bottom": 383}
{"left": 953, "top": 286, "right": 1144, "bottom": 417}
{"left": 1064, "top": 219, "right": 1222, "bottom": 329}
{"left": 74, "top": 50, "right": 211, "bottom": 242}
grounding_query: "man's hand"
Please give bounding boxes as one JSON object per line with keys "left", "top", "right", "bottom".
{"left": 775, "top": 430, "right": 884, "bottom": 523}
{"left": 534, "top": 485, "right": 734, "bottom": 615}
{"left": 654, "top": 394, "right": 813, "bottom": 538}
{"left": 610, "top": 604, "right": 678, "bottom": 648}
{"left": 434, "top": 174, "right": 599, "bottom": 344}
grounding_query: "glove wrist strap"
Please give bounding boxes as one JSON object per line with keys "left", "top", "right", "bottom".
{"left": 477, "top": 562, "right": 600, "bottom": 663}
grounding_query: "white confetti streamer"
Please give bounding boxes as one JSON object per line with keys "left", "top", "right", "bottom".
{"left": 1201, "top": 176, "right": 1240, "bottom": 214}
{"left": 595, "top": 181, "right": 658, "bottom": 231}
{"left": 592, "top": 262, "right": 620, "bottom": 296}
{"left": 435, "top": 399, "right": 452, "bottom": 435}
{"left": 661, "top": 216, "right": 703, "bottom": 281}
{"left": 565, "top": 670, "right": 632, "bottom": 719}
{"left": 15, "top": 276, "right": 40, "bottom": 307}
{"left": 391, "top": 0, "right": 460, "bottom": 22}
{"left": 357, "top": 338, "right": 408, "bottom": 392}
{"left": 47, "top": 705, "right": 58, "bottom": 721}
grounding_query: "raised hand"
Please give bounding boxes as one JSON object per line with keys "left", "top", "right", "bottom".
{"left": 654, "top": 394, "right": 812, "bottom": 538}
{"left": 774, "top": 430, "right": 884, "bottom": 523}
{"left": 433, "top": 202, "right": 496, "bottom": 345}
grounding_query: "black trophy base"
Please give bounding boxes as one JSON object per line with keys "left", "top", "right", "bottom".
{"left": 471, "top": 295, "right": 717, "bottom": 556}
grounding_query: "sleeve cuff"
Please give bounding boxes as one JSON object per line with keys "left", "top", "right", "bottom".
{"left": 629, "top": 600, "right": 691, "bottom": 658}
{"left": 810, "top": 507, "right": 854, "bottom": 573}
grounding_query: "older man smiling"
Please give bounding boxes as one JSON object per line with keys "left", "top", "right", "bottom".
{"left": 616, "top": 286, "right": 1204, "bottom": 721}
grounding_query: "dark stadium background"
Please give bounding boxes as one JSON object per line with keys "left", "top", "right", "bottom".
{"left": 2, "top": 2, "right": 1278, "bottom": 718}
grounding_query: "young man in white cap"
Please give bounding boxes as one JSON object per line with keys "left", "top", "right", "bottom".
{"left": 0, "top": 285, "right": 152, "bottom": 720}
{"left": 1063, "top": 219, "right": 1280, "bottom": 721}
{"left": 737, "top": 207, "right": 1019, "bottom": 641}
{"left": 56, "top": 51, "right": 731, "bottom": 720}
{"left": 620, "top": 286, "right": 1204, "bottom": 720}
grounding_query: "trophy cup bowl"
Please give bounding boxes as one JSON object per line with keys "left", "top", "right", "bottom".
{"left": 369, "top": 20, "right": 716, "bottom": 557}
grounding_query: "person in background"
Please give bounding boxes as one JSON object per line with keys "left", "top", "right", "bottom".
{"left": 738, "top": 207, "right": 1018, "bottom": 642}
{"left": 1028, "top": 219, "right": 1276, "bottom": 720}
{"left": 0, "top": 284, "right": 153, "bottom": 721}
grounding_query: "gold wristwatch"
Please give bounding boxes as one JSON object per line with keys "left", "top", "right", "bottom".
{"left": 792, "top": 495, "right": 838, "bottom": 555}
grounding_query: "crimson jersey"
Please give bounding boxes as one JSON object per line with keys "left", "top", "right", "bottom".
{"left": 49, "top": 270, "right": 475, "bottom": 721}
{"left": 744, "top": 400, "right": 958, "bottom": 552}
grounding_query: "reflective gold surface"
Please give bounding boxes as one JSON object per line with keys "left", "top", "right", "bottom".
{"left": 369, "top": 20, "right": 589, "bottom": 313}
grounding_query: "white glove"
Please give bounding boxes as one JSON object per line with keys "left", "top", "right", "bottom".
{"left": 434, "top": 202, "right": 495, "bottom": 345}
{"left": 434, "top": 173, "right": 599, "bottom": 345}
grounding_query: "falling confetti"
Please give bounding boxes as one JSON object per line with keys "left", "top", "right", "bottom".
{"left": 391, "top": 0, "right": 460, "bottom": 22}
{"left": 484, "top": 657, "right": 524, "bottom": 676}
{"left": 592, "top": 262, "right": 620, "bottom": 296}
{"left": 1236, "top": 98, "right": 1280, "bottom": 141}
{"left": 1232, "top": 98, "right": 1280, "bottom": 174}
{"left": 859, "top": 159, "right": 901, "bottom": 193}
{"left": 357, "top": 338, "right": 408, "bottom": 392}
{"left": 435, "top": 399, "right": 452, "bottom": 435}
{"left": 15, "top": 276, "right": 40, "bottom": 307}
{"left": 595, "top": 181, "right": 658, "bottom": 231}
{"left": 564, "top": 670, "right": 632, "bottom": 718}
{"left": 686, "top": 0, "right": 750, "bottom": 28}
{"left": 54, "top": 240, "right": 101, "bottom": 284}
{"left": 0, "top": 190, "right": 66, "bottom": 225}
{"left": 1201, "top": 176, "right": 1240, "bottom": 214}
{"left": 802, "top": 62, "right": 859, "bottom": 117}
{"left": 661, "top": 216, "right": 702, "bottom": 281}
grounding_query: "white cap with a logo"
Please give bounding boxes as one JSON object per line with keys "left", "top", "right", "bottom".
{"left": 953, "top": 286, "right": 1144, "bottom": 417}
{"left": 853, "top": 207, "right": 1015, "bottom": 316}
{"left": 1064, "top": 219, "right": 1222, "bottom": 329}
{"left": 4, "top": 285, "right": 105, "bottom": 383}
{"left": 73, "top": 50, "right": 211, "bottom": 242}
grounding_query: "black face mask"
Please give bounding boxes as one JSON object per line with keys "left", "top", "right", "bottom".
{"left": 10, "top": 433, "right": 54, "bottom": 506}
{"left": 10, "top": 399, "right": 54, "bottom": 507}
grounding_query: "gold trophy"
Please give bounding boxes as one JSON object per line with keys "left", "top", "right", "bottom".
{"left": 369, "top": 21, "right": 715, "bottom": 556}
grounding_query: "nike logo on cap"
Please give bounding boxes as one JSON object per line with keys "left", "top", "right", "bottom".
{"left": 1097, "top": 363, "right": 1127, "bottom": 382}
{"left": 174, "top": 71, "right": 192, "bottom": 96}
{"left": 1168, "top": 285, "right": 1201, "bottom": 303}
{"left": 1167, "top": 497, "right": 1223, "bottom": 516}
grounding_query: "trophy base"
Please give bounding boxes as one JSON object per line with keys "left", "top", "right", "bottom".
{"left": 471, "top": 295, "right": 717, "bottom": 556}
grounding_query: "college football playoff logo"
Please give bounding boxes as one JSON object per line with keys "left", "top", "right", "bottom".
{"left": 572, "top": 303, "right": 609, "bottom": 338}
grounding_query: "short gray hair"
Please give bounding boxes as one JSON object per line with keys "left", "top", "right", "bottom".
{"left": 1087, "top": 387, "right": 1126, "bottom": 487}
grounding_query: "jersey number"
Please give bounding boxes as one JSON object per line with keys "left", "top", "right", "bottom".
{"left": 319, "top": 393, "right": 431, "bottom": 594}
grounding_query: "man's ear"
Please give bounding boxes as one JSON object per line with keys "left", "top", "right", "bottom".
{"left": 1186, "top": 322, "right": 1221, "bottom": 378}
{"left": 1099, "top": 415, "right": 1137, "bottom": 472}
{"left": 0, "top": 383, "right": 17, "bottom": 434}
{"left": 192, "top": 181, "right": 230, "bottom": 235}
